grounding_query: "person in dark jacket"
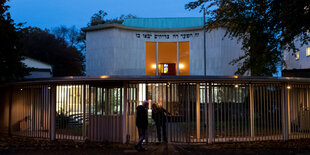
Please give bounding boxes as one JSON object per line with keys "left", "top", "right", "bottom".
{"left": 135, "top": 100, "right": 148, "bottom": 151}
{"left": 151, "top": 103, "right": 169, "bottom": 142}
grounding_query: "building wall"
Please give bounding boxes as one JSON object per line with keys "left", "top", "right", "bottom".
{"left": 284, "top": 42, "right": 310, "bottom": 70}
{"left": 24, "top": 71, "right": 53, "bottom": 79}
{"left": 0, "top": 89, "right": 10, "bottom": 133}
{"left": 86, "top": 27, "right": 243, "bottom": 76}
{"left": 22, "top": 57, "right": 53, "bottom": 79}
{"left": 205, "top": 29, "right": 244, "bottom": 75}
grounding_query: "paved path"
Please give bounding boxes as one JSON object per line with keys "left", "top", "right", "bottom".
{"left": 2, "top": 134, "right": 310, "bottom": 154}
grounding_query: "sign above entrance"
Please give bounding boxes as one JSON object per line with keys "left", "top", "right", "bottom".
{"left": 136, "top": 33, "right": 199, "bottom": 39}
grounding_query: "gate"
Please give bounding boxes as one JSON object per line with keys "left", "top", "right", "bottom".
{"left": 126, "top": 82, "right": 208, "bottom": 143}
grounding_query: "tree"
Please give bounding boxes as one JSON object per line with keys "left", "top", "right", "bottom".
{"left": 186, "top": 0, "right": 310, "bottom": 76}
{"left": 52, "top": 25, "right": 84, "bottom": 51}
{"left": 0, "top": 0, "right": 30, "bottom": 81}
{"left": 89, "top": 10, "right": 108, "bottom": 26}
{"left": 88, "top": 10, "right": 136, "bottom": 26}
{"left": 20, "top": 27, "right": 85, "bottom": 76}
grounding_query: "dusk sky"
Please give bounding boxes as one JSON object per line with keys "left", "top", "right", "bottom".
{"left": 7, "top": 0, "right": 202, "bottom": 30}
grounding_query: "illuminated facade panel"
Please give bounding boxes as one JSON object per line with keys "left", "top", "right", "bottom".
{"left": 179, "top": 42, "right": 190, "bottom": 76}
{"left": 158, "top": 42, "right": 177, "bottom": 76}
{"left": 146, "top": 42, "right": 157, "bottom": 76}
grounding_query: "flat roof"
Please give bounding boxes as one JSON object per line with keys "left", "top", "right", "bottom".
{"left": 82, "top": 23, "right": 204, "bottom": 32}
{"left": 123, "top": 17, "right": 206, "bottom": 29}
{"left": 82, "top": 17, "right": 208, "bottom": 32}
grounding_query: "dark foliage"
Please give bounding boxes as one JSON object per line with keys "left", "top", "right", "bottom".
{"left": 52, "top": 25, "right": 85, "bottom": 52}
{"left": 186, "top": 0, "right": 310, "bottom": 76}
{"left": 20, "top": 27, "right": 85, "bottom": 76}
{"left": 88, "top": 10, "right": 136, "bottom": 26}
{"left": 0, "top": 0, "right": 30, "bottom": 81}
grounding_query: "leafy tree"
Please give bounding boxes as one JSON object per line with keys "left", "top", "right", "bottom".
{"left": 89, "top": 10, "right": 108, "bottom": 26}
{"left": 186, "top": 0, "right": 310, "bottom": 76}
{"left": 0, "top": 0, "right": 30, "bottom": 81}
{"left": 20, "top": 27, "right": 85, "bottom": 76}
{"left": 88, "top": 10, "right": 136, "bottom": 26}
{"left": 52, "top": 25, "right": 85, "bottom": 51}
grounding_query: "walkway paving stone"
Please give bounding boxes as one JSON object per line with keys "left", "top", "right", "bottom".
{"left": 2, "top": 133, "right": 310, "bottom": 154}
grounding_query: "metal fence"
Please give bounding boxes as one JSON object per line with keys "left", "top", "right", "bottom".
{"left": 2, "top": 85, "right": 51, "bottom": 139}
{"left": 1, "top": 76, "right": 310, "bottom": 144}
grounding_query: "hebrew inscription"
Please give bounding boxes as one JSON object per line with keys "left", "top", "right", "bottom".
{"left": 135, "top": 33, "right": 200, "bottom": 40}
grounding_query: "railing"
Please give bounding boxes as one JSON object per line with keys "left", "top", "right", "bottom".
{"left": 0, "top": 76, "right": 310, "bottom": 143}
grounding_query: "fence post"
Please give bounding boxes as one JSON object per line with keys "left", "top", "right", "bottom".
{"left": 8, "top": 88, "right": 13, "bottom": 137}
{"left": 250, "top": 84, "right": 255, "bottom": 138}
{"left": 196, "top": 83, "right": 200, "bottom": 142}
{"left": 282, "top": 83, "right": 289, "bottom": 141}
{"left": 307, "top": 88, "right": 309, "bottom": 110}
{"left": 122, "top": 83, "right": 128, "bottom": 144}
{"left": 82, "top": 84, "right": 86, "bottom": 138}
{"left": 166, "top": 83, "right": 171, "bottom": 143}
{"left": 50, "top": 85, "right": 56, "bottom": 141}
{"left": 208, "top": 82, "right": 214, "bottom": 144}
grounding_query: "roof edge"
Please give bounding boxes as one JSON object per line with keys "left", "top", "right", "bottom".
{"left": 22, "top": 56, "right": 52, "bottom": 67}
{"left": 2, "top": 75, "right": 310, "bottom": 87}
{"left": 82, "top": 23, "right": 204, "bottom": 32}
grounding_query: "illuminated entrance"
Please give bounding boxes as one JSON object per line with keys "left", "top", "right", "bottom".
{"left": 146, "top": 42, "right": 189, "bottom": 76}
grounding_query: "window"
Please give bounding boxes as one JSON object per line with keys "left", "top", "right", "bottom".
{"left": 146, "top": 42, "right": 189, "bottom": 76}
{"left": 307, "top": 47, "right": 310, "bottom": 56}
{"left": 296, "top": 50, "right": 300, "bottom": 60}
{"left": 158, "top": 63, "right": 176, "bottom": 75}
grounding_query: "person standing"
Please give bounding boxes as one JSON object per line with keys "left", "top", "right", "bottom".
{"left": 151, "top": 104, "right": 169, "bottom": 142}
{"left": 135, "top": 100, "right": 148, "bottom": 151}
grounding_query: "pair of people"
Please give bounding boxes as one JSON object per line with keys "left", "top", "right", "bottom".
{"left": 135, "top": 100, "right": 169, "bottom": 151}
{"left": 151, "top": 103, "right": 169, "bottom": 142}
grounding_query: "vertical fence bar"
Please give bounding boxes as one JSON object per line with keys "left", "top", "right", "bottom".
{"left": 50, "top": 85, "right": 56, "bottom": 140}
{"left": 59, "top": 85, "right": 62, "bottom": 139}
{"left": 237, "top": 84, "right": 240, "bottom": 141}
{"left": 262, "top": 85, "right": 266, "bottom": 140}
{"left": 166, "top": 83, "right": 169, "bottom": 143}
{"left": 278, "top": 85, "right": 282, "bottom": 140}
{"left": 73, "top": 85, "right": 76, "bottom": 140}
{"left": 8, "top": 88, "right": 13, "bottom": 137}
{"left": 216, "top": 84, "right": 219, "bottom": 141}
{"left": 282, "top": 84, "right": 289, "bottom": 141}
{"left": 271, "top": 85, "right": 274, "bottom": 140}
{"left": 250, "top": 84, "right": 255, "bottom": 138}
{"left": 259, "top": 86, "right": 262, "bottom": 140}
{"left": 64, "top": 85, "right": 68, "bottom": 140}
{"left": 224, "top": 84, "right": 228, "bottom": 142}
{"left": 122, "top": 83, "right": 128, "bottom": 144}
{"left": 208, "top": 82, "right": 214, "bottom": 143}
{"left": 233, "top": 83, "right": 236, "bottom": 141}
{"left": 307, "top": 88, "right": 309, "bottom": 111}
{"left": 288, "top": 85, "right": 291, "bottom": 139}
{"left": 196, "top": 83, "right": 200, "bottom": 142}
{"left": 229, "top": 84, "right": 232, "bottom": 140}
{"left": 88, "top": 86, "right": 92, "bottom": 140}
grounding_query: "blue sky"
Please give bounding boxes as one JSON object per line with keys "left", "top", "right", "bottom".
{"left": 8, "top": 0, "right": 202, "bottom": 30}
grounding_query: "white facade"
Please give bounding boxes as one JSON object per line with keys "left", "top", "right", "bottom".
{"left": 284, "top": 43, "right": 310, "bottom": 70}
{"left": 85, "top": 24, "right": 244, "bottom": 76}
